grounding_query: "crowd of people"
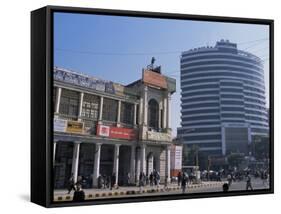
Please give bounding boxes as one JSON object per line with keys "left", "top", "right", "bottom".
{"left": 221, "top": 168, "right": 269, "bottom": 191}
{"left": 97, "top": 173, "right": 118, "bottom": 190}
{"left": 139, "top": 170, "right": 161, "bottom": 189}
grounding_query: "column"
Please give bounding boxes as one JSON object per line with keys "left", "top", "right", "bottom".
{"left": 139, "top": 97, "right": 143, "bottom": 125}
{"left": 133, "top": 103, "right": 137, "bottom": 126}
{"left": 166, "top": 145, "right": 171, "bottom": 183}
{"left": 92, "top": 143, "right": 102, "bottom": 187}
{"left": 130, "top": 145, "right": 136, "bottom": 184}
{"left": 55, "top": 87, "right": 62, "bottom": 114}
{"left": 78, "top": 92, "right": 84, "bottom": 121}
{"left": 166, "top": 93, "right": 171, "bottom": 129}
{"left": 113, "top": 144, "right": 121, "bottom": 186}
{"left": 159, "top": 106, "right": 162, "bottom": 129}
{"left": 53, "top": 141, "right": 57, "bottom": 166}
{"left": 71, "top": 142, "right": 81, "bottom": 183}
{"left": 140, "top": 144, "right": 146, "bottom": 174}
{"left": 136, "top": 147, "right": 141, "bottom": 183}
{"left": 98, "top": 96, "right": 104, "bottom": 121}
{"left": 163, "top": 96, "right": 167, "bottom": 129}
{"left": 143, "top": 86, "right": 148, "bottom": 126}
{"left": 147, "top": 155, "right": 154, "bottom": 174}
{"left": 117, "top": 100, "right": 121, "bottom": 127}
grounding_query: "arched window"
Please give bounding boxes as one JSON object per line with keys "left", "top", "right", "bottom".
{"left": 148, "top": 99, "right": 159, "bottom": 130}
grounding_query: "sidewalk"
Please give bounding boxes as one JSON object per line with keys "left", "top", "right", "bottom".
{"left": 54, "top": 181, "right": 225, "bottom": 202}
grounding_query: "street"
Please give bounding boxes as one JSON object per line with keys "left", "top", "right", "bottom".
{"left": 54, "top": 178, "right": 269, "bottom": 202}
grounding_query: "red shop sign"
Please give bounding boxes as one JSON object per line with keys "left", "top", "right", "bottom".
{"left": 97, "top": 124, "right": 136, "bottom": 140}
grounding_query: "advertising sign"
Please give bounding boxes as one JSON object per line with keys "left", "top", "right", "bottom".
{"left": 143, "top": 70, "right": 167, "bottom": 89}
{"left": 54, "top": 118, "right": 67, "bottom": 132}
{"left": 171, "top": 145, "right": 183, "bottom": 170}
{"left": 98, "top": 125, "right": 110, "bottom": 137}
{"left": 66, "top": 120, "right": 84, "bottom": 133}
{"left": 174, "top": 146, "right": 183, "bottom": 169}
{"left": 97, "top": 125, "right": 136, "bottom": 140}
{"left": 54, "top": 67, "right": 115, "bottom": 94}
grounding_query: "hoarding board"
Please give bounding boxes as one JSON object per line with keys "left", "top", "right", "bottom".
{"left": 97, "top": 124, "right": 136, "bottom": 140}
{"left": 66, "top": 120, "right": 84, "bottom": 134}
{"left": 143, "top": 70, "right": 167, "bottom": 89}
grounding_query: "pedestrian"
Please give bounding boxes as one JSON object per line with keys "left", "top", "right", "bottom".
{"left": 153, "top": 169, "right": 157, "bottom": 186}
{"left": 156, "top": 171, "right": 160, "bottom": 188}
{"left": 72, "top": 184, "right": 85, "bottom": 202}
{"left": 102, "top": 174, "right": 107, "bottom": 189}
{"left": 222, "top": 183, "right": 229, "bottom": 192}
{"left": 185, "top": 173, "right": 189, "bottom": 186}
{"left": 177, "top": 171, "right": 182, "bottom": 187}
{"left": 145, "top": 173, "right": 149, "bottom": 186}
{"left": 227, "top": 174, "right": 232, "bottom": 187}
{"left": 106, "top": 175, "right": 110, "bottom": 189}
{"left": 125, "top": 172, "right": 130, "bottom": 186}
{"left": 164, "top": 176, "right": 169, "bottom": 191}
{"left": 110, "top": 173, "right": 116, "bottom": 190}
{"left": 246, "top": 173, "right": 253, "bottom": 190}
{"left": 262, "top": 171, "right": 268, "bottom": 187}
{"left": 97, "top": 174, "right": 103, "bottom": 189}
{"left": 139, "top": 172, "right": 145, "bottom": 192}
{"left": 181, "top": 173, "right": 187, "bottom": 193}
{"left": 149, "top": 172, "right": 154, "bottom": 186}
{"left": 67, "top": 173, "right": 76, "bottom": 194}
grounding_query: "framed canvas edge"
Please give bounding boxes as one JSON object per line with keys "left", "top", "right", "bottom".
{"left": 31, "top": 5, "right": 274, "bottom": 208}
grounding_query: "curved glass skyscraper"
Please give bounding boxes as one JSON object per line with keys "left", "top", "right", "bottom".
{"left": 179, "top": 39, "right": 268, "bottom": 159}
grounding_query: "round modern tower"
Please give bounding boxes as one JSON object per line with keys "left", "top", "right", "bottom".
{"left": 179, "top": 39, "right": 268, "bottom": 161}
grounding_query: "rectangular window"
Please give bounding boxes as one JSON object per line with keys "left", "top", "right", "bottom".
{"left": 120, "top": 102, "right": 134, "bottom": 125}
{"left": 81, "top": 93, "right": 100, "bottom": 120}
{"left": 59, "top": 89, "right": 79, "bottom": 117}
{"left": 103, "top": 98, "right": 118, "bottom": 122}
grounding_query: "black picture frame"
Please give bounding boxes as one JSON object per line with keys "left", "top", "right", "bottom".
{"left": 31, "top": 5, "right": 274, "bottom": 208}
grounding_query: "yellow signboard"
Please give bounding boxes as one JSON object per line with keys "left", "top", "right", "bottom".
{"left": 66, "top": 121, "right": 84, "bottom": 134}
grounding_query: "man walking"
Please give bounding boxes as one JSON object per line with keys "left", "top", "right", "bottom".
{"left": 181, "top": 173, "right": 187, "bottom": 193}
{"left": 72, "top": 184, "right": 85, "bottom": 202}
{"left": 67, "top": 173, "right": 76, "bottom": 194}
{"left": 227, "top": 173, "right": 232, "bottom": 187}
{"left": 139, "top": 172, "right": 145, "bottom": 192}
{"left": 149, "top": 172, "right": 154, "bottom": 187}
{"left": 246, "top": 173, "right": 253, "bottom": 190}
{"left": 177, "top": 171, "right": 182, "bottom": 187}
{"left": 110, "top": 173, "right": 116, "bottom": 190}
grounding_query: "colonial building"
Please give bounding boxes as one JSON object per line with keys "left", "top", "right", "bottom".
{"left": 53, "top": 64, "right": 176, "bottom": 189}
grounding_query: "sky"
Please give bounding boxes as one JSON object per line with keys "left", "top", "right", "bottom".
{"left": 54, "top": 12, "right": 270, "bottom": 137}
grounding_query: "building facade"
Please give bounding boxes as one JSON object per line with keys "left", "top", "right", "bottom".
{"left": 53, "top": 65, "right": 176, "bottom": 189}
{"left": 178, "top": 40, "right": 269, "bottom": 164}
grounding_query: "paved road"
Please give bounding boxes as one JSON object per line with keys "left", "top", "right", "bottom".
{"left": 130, "top": 178, "right": 269, "bottom": 197}
{"left": 54, "top": 178, "right": 269, "bottom": 201}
